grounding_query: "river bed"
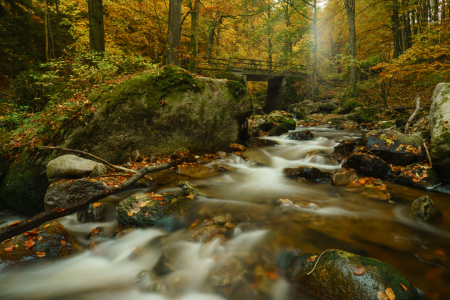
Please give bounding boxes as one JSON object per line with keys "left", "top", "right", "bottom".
{"left": 1, "top": 126, "right": 449, "bottom": 300}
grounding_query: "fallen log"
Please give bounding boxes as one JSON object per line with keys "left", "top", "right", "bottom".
{"left": 0, "top": 160, "right": 180, "bottom": 243}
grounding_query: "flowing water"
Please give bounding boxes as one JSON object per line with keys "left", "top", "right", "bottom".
{"left": 1, "top": 126, "right": 450, "bottom": 300}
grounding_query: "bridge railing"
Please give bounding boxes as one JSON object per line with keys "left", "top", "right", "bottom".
{"left": 192, "top": 57, "right": 307, "bottom": 73}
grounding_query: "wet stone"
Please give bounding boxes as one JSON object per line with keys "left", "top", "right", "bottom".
{"left": 245, "top": 137, "right": 278, "bottom": 148}
{"left": 331, "top": 169, "right": 358, "bottom": 186}
{"left": 177, "top": 181, "right": 205, "bottom": 196}
{"left": 215, "top": 164, "right": 235, "bottom": 172}
{"left": 77, "top": 202, "right": 107, "bottom": 223}
{"left": 285, "top": 250, "right": 420, "bottom": 300}
{"left": 393, "top": 163, "right": 441, "bottom": 190}
{"left": 47, "top": 154, "right": 98, "bottom": 184}
{"left": 176, "top": 163, "right": 215, "bottom": 178}
{"left": 410, "top": 195, "right": 437, "bottom": 222}
{"left": 87, "top": 226, "right": 107, "bottom": 240}
{"left": 0, "top": 220, "right": 81, "bottom": 271}
{"left": 345, "top": 152, "right": 393, "bottom": 179}
{"left": 189, "top": 225, "right": 226, "bottom": 243}
{"left": 283, "top": 167, "right": 331, "bottom": 181}
{"left": 231, "top": 144, "right": 247, "bottom": 152}
{"left": 288, "top": 130, "right": 314, "bottom": 141}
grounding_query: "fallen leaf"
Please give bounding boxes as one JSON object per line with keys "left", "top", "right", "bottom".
{"left": 93, "top": 203, "right": 102, "bottom": 208}
{"left": 92, "top": 228, "right": 99, "bottom": 234}
{"left": 56, "top": 208, "right": 63, "bottom": 213}
{"left": 186, "top": 194, "right": 195, "bottom": 199}
{"left": 353, "top": 266, "right": 365, "bottom": 275}
{"left": 377, "top": 291, "right": 388, "bottom": 300}
{"left": 127, "top": 212, "right": 134, "bottom": 217}
{"left": 114, "top": 185, "right": 119, "bottom": 188}
{"left": 4, "top": 245, "right": 14, "bottom": 252}
{"left": 37, "top": 235, "right": 43, "bottom": 241}
{"left": 36, "top": 251, "right": 46, "bottom": 257}
{"left": 61, "top": 240, "right": 66, "bottom": 245}
{"left": 385, "top": 287, "right": 395, "bottom": 299}
{"left": 43, "top": 223, "right": 50, "bottom": 228}
{"left": 400, "top": 283, "right": 407, "bottom": 291}
{"left": 25, "top": 237, "right": 36, "bottom": 249}
{"left": 307, "top": 255, "right": 318, "bottom": 262}
{"left": 8, "top": 221, "right": 20, "bottom": 227}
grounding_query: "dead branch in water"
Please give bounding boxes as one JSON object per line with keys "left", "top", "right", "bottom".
{"left": 423, "top": 142, "right": 433, "bottom": 167}
{"left": 39, "top": 146, "right": 136, "bottom": 174}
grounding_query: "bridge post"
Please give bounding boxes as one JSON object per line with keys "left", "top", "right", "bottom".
{"left": 265, "top": 77, "right": 285, "bottom": 113}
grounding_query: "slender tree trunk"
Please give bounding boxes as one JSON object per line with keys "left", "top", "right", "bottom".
{"left": 312, "top": 0, "right": 318, "bottom": 96}
{"left": 434, "top": 0, "right": 439, "bottom": 22}
{"left": 87, "top": 0, "right": 105, "bottom": 52}
{"left": 392, "top": 0, "right": 401, "bottom": 59}
{"left": 285, "top": 1, "right": 292, "bottom": 56}
{"left": 268, "top": 5, "right": 273, "bottom": 68}
{"left": 401, "top": 13, "right": 406, "bottom": 53}
{"left": 442, "top": 0, "right": 446, "bottom": 22}
{"left": 344, "top": 0, "right": 358, "bottom": 97}
{"left": 167, "top": 0, "right": 182, "bottom": 65}
{"left": 406, "top": 12, "right": 412, "bottom": 48}
{"left": 216, "top": 22, "right": 220, "bottom": 57}
{"left": 206, "top": 13, "right": 219, "bottom": 59}
{"left": 188, "top": 0, "right": 200, "bottom": 72}
{"left": 45, "top": 1, "right": 49, "bottom": 62}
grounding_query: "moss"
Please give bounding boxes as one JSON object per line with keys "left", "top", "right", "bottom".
{"left": 381, "top": 121, "right": 394, "bottom": 128}
{"left": 226, "top": 80, "right": 247, "bottom": 98}
{"left": 0, "top": 150, "right": 53, "bottom": 215}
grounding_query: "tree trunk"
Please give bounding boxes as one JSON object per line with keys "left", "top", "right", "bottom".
{"left": 434, "top": 0, "right": 439, "bottom": 22}
{"left": 167, "top": 0, "right": 183, "bottom": 65}
{"left": 312, "top": 0, "right": 318, "bottom": 96}
{"left": 392, "top": 0, "right": 401, "bottom": 59}
{"left": 88, "top": 0, "right": 105, "bottom": 52}
{"left": 344, "top": 0, "right": 358, "bottom": 97}
{"left": 45, "top": 1, "right": 49, "bottom": 62}
{"left": 216, "top": 22, "right": 220, "bottom": 57}
{"left": 285, "top": 1, "right": 292, "bottom": 57}
{"left": 401, "top": 13, "right": 406, "bottom": 53}
{"left": 406, "top": 12, "right": 412, "bottom": 48}
{"left": 188, "top": 0, "right": 200, "bottom": 72}
{"left": 206, "top": 13, "right": 219, "bottom": 59}
{"left": 442, "top": 0, "right": 446, "bottom": 22}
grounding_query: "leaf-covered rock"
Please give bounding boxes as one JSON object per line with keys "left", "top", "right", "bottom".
{"left": 393, "top": 163, "right": 441, "bottom": 190}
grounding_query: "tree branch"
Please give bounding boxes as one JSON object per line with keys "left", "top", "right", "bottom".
{"left": 0, "top": 160, "right": 183, "bottom": 243}
{"left": 39, "top": 146, "right": 136, "bottom": 174}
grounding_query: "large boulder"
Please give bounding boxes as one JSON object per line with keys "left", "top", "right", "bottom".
{"left": 429, "top": 83, "right": 450, "bottom": 180}
{"left": 44, "top": 179, "right": 106, "bottom": 210}
{"left": 364, "top": 130, "right": 426, "bottom": 166}
{"left": 285, "top": 250, "right": 420, "bottom": 300}
{"left": 0, "top": 220, "right": 81, "bottom": 271}
{"left": 283, "top": 167, "right": 331, "bottom": 181}
{"left": 348, "top": 107, "right": 383, "bottom": 123}
{"left": 345, "top": 152, "right": 393, "bottom": 179}
{"left": 393, "top": 163, "right": 441, "bottom": 190}
{"left": 410, "top": 195, "right": 437, "bottom": 222}
{"left": 47, "top": 155, "right": 98, "bottom": 183}
{"left": 247, "top": 111, "right": 296, "bottom": 137}
{"left": 62, "top": 67, "right": 252, "bottom": 163}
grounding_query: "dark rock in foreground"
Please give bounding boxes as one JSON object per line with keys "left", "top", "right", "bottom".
{"left": 0, "top": 220, "right": 81, "bottom": 271}
{"left": 283, "top": 167, "right": 331, "bottom": 181}
{"left": 394, "top": 163, "right": 441, "bottom": 190}
{"left": 288, "top": 130, "right": 314, "bottom": 141}
{"left": 77, "top": 202, "right": 108, "bottom": 223}
{"left": 345, "top": 152, "right": 393, "bottom": 179}
{"left": 285, "top": 250, "right": 420, "bottom": 300}
{"left": 331, "top": 168, "right": 358, "bottom": 186}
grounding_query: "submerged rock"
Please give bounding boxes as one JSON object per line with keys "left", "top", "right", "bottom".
{"left": 177, "top": 181, "right": 205, "bottom": 196}
{"left": 0, "top": 220, "right": 81, "bottom": 271}
{"left": 365, "top": 130, "right": 426, "bottom": 166}
{"left": 189, "top": 225, "right": 226, "bottom": 243}
{"left": 44, "top": 179, "right": 106, "bottom": 210}
{"left": 116, "top": 193, "right": 187, "bottom": 227}
{"left": 283, "top": 167, "right": 331, "bottom": 181}
{"left": 331, "top": 169, "right": 358, "bottom": 186}
{"left": 410, "top": 195, "right": 437, "bottom": 222}
{"left": 429, "top": 83, "right": 450, "bottom": 180}
{"left": 337, "top": 120, "right": 358, "bottom": 131}
{"left": 345, "top": 153, "right": 393, "bottom": 179}
{"left": 47, "top": 155, "right": 98, "bottom": 183}
{"left": 288, "top": 130, "right": 314, "bottom": 140}
{"left": 77, "top": 202, "right": 108, "bottom": 223}
{"left": 393, "top": 163, "right": 441, "bottom": 190}
{"left": 285, "top": 250, "right": 420, "bottom": 300}
{"left": 245, "top": 137, "right": 278, "bottom": 148}
{"left": 176, "top": 163, "right": 214, "bottom": 178}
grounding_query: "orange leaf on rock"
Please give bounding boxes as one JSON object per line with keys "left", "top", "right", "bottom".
{"left": 8, "top": 221, "right": 20, "bottom": 227}
{"left": 92, "top": 203, "right": 102, "bottom": 208}
{"left": 353, "top": 266, "right": 365, "bottom": 275}
{"left": 307, "top": 255, "right": 318, "bottom": 262}
{"left": 400, "top": 283, "right": 407, "bottom": 291}
{"left": 56, "top": 208, "right": 63, "bottom": 213}
{"left": 61, "top": 240, "right": 66, "bottom": 245}
{"left": 186, "top": 194, "right": 195, "bottom": 199}
{"left": 37, "top": 235, "right": 43, "bottom": 241}
{"left": 25, "top": 237, "right": 36, "bottom": 249}
{"left": 385, "top": 288, "right": 395, "bottom": 300}
{"left": 36, "top": 251, "right": 46, "bottom": 258}
{"left": 92, "top": 228, "right": 99, "bottom": 234}
{"left": 4, "top": 245, "right": 14, "bottom": 252}
{"left": 127, "top": 212, "right": 133, "bottom": 217}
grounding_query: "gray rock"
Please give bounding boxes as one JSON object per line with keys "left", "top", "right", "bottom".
{"left": 89, "top": 163, "right": 112, "bottom": 178}
{"left": 410, "top": 195, "right": 437, "bottom": 222}
{"left": 177, "top": 181, "right": 205, "bottom": 196}
{"left": 44, "top": 179, "right": 106, "bottom": 210}
{"left": 331, "top": 169, "right": 358, "bottom": 186}
{"left": 429, "top": 83, "right": 450, "bottom": 180}
{"left": 47, "top": 155, "right": 98, "bottom": 183}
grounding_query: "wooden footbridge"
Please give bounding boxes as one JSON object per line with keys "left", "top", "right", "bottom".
{"left": 194, "top": 57, "right": 307, "bottom": 81}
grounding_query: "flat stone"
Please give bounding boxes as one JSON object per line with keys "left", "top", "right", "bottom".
{"left": 332, "top": 169, "right": 358, "bottom": 186}
{"left": 47, "top": 155, "right": 98, "bottom": 183}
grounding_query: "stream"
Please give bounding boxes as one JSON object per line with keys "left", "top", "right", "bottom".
{"left": 1, "top": 126, "right": 449, "bottom": 300}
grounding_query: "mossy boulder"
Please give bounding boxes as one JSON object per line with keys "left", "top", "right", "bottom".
{"left": 247, "top": 111, "right": 296, "bottom": 137}
{"left": 116, "top": 193, "right": 188, "bottom": 227}
{"left": 429, "top": 83, "right": 450, "bottom": 180}
{"left": 410, "top": 195, "right": 437, "bottom": 222}
{"left": 364, "top": 130, "right": 426, "bottom": 166}
{"left": 61, "top": 67, "right": 252, "bottom": 164}
{"left": 0, "top": 151, "right": 53, "bottom": 215}
{"left": 348, "top": 107, "right": 383, "bottom": 123}
{"left": 285, "top": 250, "right": 420, "bottom": 300}
{"left": 337, "top": 120, "right": 358, "bottom": 130}
{"left": 288, "top": 130, "right": 314, "bottom": 140}
{"left": 393, "top": 163, "right": 441, "bottom": 190}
